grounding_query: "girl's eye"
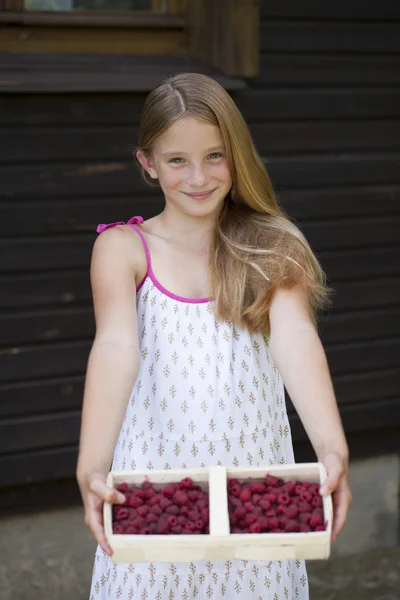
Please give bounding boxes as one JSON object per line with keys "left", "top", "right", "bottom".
{"left": 169, "top": 157, "right": 184, "bottom": 164}
{"left": 208, "top": 152, "right": 223, "bottom": 160}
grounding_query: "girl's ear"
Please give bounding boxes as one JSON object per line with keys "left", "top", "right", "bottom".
{"left": 136, "top": 150, "right": 158, "bottom": 180}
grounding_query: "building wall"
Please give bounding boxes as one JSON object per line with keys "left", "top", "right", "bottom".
{"left": 0, "top": 0, "right": 399, "bottom": 489}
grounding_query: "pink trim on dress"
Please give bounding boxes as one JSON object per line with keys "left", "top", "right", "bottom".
{"left": 96, "top": 216, "right": 212, "bottom": 304}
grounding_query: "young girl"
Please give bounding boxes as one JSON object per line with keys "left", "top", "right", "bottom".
{"left": 77, "top": 73, "right": 352, "bottom": 599}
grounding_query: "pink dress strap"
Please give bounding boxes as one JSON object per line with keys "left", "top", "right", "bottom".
{"left": 96, "top": 216, "right": 152, "bottom": 290}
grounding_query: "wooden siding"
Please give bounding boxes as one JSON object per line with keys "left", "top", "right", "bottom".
{"left": 1, "top": 0, "right": 400, "bottom": 488}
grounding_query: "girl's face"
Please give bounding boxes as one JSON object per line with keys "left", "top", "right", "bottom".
{"left": 137, "top": 116, "right": 232, "bottom": 218}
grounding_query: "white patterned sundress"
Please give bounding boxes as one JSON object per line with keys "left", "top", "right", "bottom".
{"left": 89, "top": 216, "right": 309, "bottom": 599}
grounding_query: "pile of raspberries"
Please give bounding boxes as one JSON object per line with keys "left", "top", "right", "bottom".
{"left": 228, "top": 474, "right": 326, "bottom": 534}
{"left": 112, "top": 477, "right": 209, "bottom": 535}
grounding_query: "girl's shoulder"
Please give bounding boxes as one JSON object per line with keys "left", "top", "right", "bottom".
{"left": 93, "top": 216, "right": 148, "bottom": 286}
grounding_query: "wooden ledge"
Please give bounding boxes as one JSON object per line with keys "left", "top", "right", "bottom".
{"left": 0, "top": 53, "right": 247, "bottom": 93}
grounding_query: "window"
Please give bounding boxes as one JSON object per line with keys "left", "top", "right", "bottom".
{"left": 0, "top": 0, "right": 258, "bottom": 78}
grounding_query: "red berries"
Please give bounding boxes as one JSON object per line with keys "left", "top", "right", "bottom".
{"left": 228, "top": 473, "right": 326, "bottom": 535}
{"left": 112, "top": 478, "right": 209, "bottom": 535}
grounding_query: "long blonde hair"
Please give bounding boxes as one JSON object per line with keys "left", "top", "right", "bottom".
{"left": 136, "top": 73, "right": 332, "bottom": 333}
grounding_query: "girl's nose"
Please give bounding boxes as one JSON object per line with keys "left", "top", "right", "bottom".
{"left": 188, "top": 167, "right": 207, "bottom": 187}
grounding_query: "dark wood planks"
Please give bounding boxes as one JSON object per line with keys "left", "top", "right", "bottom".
{"left": 2, "top": 120, "right": 400, "bottom": 164}
{"left": 260, "top": 1, "right": 400, "bottom": 21}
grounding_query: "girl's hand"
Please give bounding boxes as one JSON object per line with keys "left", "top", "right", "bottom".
{"left": 319, "top": 452, "right": 352, "bottom": 543}
{"left": 78, "top": 471, "right": 126, "bottom": 556}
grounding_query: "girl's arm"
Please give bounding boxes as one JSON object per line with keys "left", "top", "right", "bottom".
{"left": 76, "top": 225, "right": 143, "bottom": 554}
{"left": 268, "top": 283, "right": 352, "bottom": 541}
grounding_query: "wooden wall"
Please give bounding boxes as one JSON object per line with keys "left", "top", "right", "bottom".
{"left": 0, "top": 0, "right": 400, "bottom": 490}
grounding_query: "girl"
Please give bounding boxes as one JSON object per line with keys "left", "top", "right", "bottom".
{"left": 77, "top": 73, "right": 352, "bottom": 599}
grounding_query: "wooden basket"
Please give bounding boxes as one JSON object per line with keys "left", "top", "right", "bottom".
{"left": 104, "top": 462, "right": 333, "bottom": 564}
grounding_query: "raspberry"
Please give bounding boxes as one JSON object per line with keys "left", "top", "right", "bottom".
{"left": 312, "top": 496, "right": 323, "bottom": 508}
{"left": 137, "top": 505, "right": 149, "bottom": 517}
{"left": 186, "top": 521, "right": 196, "bottom": 531}
{"left": 249, "top": 481, "right": 266, "bottom": 494}
{"left": 276, "top": 504, "right": 286, "bottom": 516}
{"left": 279, "top": 516, "right": 289, "bottom": 529}
{"left": 150, "top": 504, "right": 162, "bottom": 516}
{"left": 298, "top": 502, "right": 313, "bottom": 513}
{"left": 198, "top": 498, "right": 209, "bottom": 510}
{"left": 294, "top": 483, "right": 304, "bottom": 496}
{"left": 180, "top": 506, "right": 190, "bottom": 517}
{"left": 299, "top": 512, "right": 312, "bottom": 525}
{"left": 315, "top": 525, "right": 326, "bottom": 532}
{"left": 259, "top": 499, "right": 271, "bottom": 511}
{"left": 250, "top": 522, "right": 262, "bottom": 533}
{"left": 113, "top": 524, "right": 124, "bottom": 534}
{"left": 252, "top": 506, "right": 263, "bottom": 517}
{"left": 170, "top": 525, "right": 183, "bottom": 534}
{"left": 145, "top": 513, "right": 158, "bottom": 524}
{"left": 201, "top": 508, "right": 210, "bottom": 524}
{"left": 117, "top": 483, "right": 129, "bottom": 494}
{"left": 188, "top": 509, "right": 199, "bottom": 522}
{"left": 300, "top": 523, "right": 311, "bottom": 533}
{"left": 277, "top": 493, "right": 290, "bottom": 506}
{"left": 124, "top": 525, "right": 138, "bottom": 534}
{"left": 195, "top": 519, "right": 205, "bottom": 531}
{"left": 159, "top": 496, "right": 173, "bottom": 510}
{"left": 300, "top": 490, "right": 313, "bottom": 504}
{"left": 132, "top": 516, "right": 145, "bottom": 529}
{"left": 140, "top": 527, "right": 152, "bottom": 535}
{"left": 286, "top": 504, "right": 299, "bottom": 519}
{"left": 240, "top": 488, "right": 251, "bottom": 502}
{"left": 155, "top": 521, "right": 169, "bottom": 535}
{"left": 244, "top": 501, "right": 253, "bottom": 513}
{"left": 258, "top": 516, "right": 268, "bottom": 531}
{"left": 310, "top": 514, "right": 323, "bottom": 529}
{"left": 161, "top": 485, "right": 176, "bottom": 499}
{"left": 268, "top": 516, "right": 279, "bottom": 530}
{"left": 252, "top": 494, "right": 262, "bottom": 505}
{"left": 167, "top": 515, "right": 177, "bottom": 528}
{"left": 282, "top": 482, "right": 296, "bottom": 496}
{"left": 265, "top": 474, "right": 279, "bottom": 487}
{"left": 244, "top": 513, "right": 257, "bottom": 525}
{"left": 228, "top": 495, "right": 242, "bottom": 508}
{"left": 266, "top": 509, "right": 276, "bottom": 518}
{"left": 265, "top": 493, "right": 277, "bottom": 504}
{"left": 285, "top": 520, "right": 301, "bottom": 533}
{"left": 234, "top": 507, "right": 246, "bottom": 521}
{"left": 165, "top": 504, "right": 180, "bottom": 515}
{"left": 179, "top": 477, "right": 193, "bottom": 490}
{"left": 188, "top": 490, "right": 200, "bottom": 502}
{"left": 114, "top": 507, "right": 129, "bottom": 521}
{"left": 230, "top": 485, "right": 241, "bottom": 498}
{"left": 149, "top": 494, "right": 161, "bottom": 506}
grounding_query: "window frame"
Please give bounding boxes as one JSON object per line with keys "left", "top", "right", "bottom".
{"left": 0, "top": 0, "right": 259, "bottom": 78}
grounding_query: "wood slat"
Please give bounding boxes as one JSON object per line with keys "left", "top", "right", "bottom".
{"left": 0, "top": 270, "right": 91, "bottom": 309}
{"left": 0, "top": 307, "right": 94, "bottom": 346}
{"left": 256, "top": 55, "right": 400, "bottom": 87}
{"left": 332, "top": 277, "right": 400, "bottom": 311}
{"left": 260, "top": 21, "right": 400, "bottom": 54}
{"left": 320, "top": 246, "right": 400, "bottom": 281}
{"left": 1, "top": 90, "right": 400, "bottom": 126}
{"left": 1, "top": 187, "right": 399, "bottom": 236}
{"left": 237, "top": 89, "right": 400, "bottom": 121}
{"left": 1, "top": 216, "right": 399, "bottom": 273}
{"left": 0, "top": 375, "right": 84, "bottom": 419}
{"left": 1, "top": 247, "right": 400, "bottom": 311}
{"left": 326, "top": 337, "right": 400, "bottom": 376}
{"left": 3, "top": 121, "right": 400, "bottom": 164}
{"left": 260, "top": 1, "right": 400, "bottom": 21}
{"left": 0, "top": 94, "right": 147, "bottom": 126}
{"left": 0, "top": 445, "right": 79, "bottom": 488}
{"left": 0, "top": 411, "right": 81, "bottom": 455}
{"left": 0, "top": 53, "right": 245, "bottom": 93}
{"left": 320, "top": 306, "right": 400, "bottom": 344}
{"left": 333, "top": 368, "right": 400, "bottom": 406}
{"left": 1, "top": 154, "right": 400, "bottom": 198}
{"left": 1, "top": 333, "right": 399, "bottom": 385}
{"left": 0, "top": 340, "right": 91, "bottom": 383}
